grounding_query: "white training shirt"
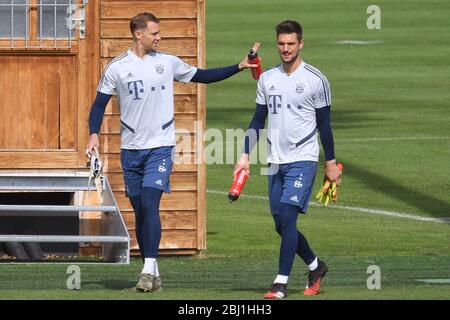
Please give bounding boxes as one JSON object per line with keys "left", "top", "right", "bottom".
{"left": 256, "top": 60, "right": 331, "bottom": 164}
{"left": 97, "top": 49, "right": 197, "bottom": 149}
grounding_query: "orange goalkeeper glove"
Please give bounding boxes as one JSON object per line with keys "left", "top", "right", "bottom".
{"left": 316, "top": 163, "right": 343, "bottom": 206}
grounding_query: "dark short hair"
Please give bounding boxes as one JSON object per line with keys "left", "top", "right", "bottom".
{"left": 276, "top": 20, "right": 303, "bottom": 41}
{"left": 130, "top": 12, "right": 160, "bottom": 37}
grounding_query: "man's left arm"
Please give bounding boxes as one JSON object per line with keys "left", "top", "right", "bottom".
{"left": 316, "top": 106, "right": 341, "bottom": 185}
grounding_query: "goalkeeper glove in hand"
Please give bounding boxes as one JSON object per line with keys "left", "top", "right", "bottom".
{"left": 316, "top": 163, "right": 343, "bottom": 206}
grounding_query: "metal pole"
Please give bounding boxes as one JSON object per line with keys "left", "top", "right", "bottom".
{"left": 68, "top": 0, "right": 72, "bottom": 48}
{"left": 54, "top": 0, "right": 57, "bottom": 48}
{"left": 39, "top": 0, "right": 42, "bottom": 47}
{"left": 10, "top": 0, "right": 13, "bottom": 48}
{"left": 25, "top": 1, "right": 28, "bottom": 48}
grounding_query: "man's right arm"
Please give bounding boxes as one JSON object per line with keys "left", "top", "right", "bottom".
{"left": 87, "top": 92, "right": 112, "bottom": 153}
{"left": 243, "top": 103, "right": 268, "bottom": 154}
{"left": 234, "top": 103, "right": 268, "bottom": 176}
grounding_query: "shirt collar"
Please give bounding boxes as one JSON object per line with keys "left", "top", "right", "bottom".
{"left": 279, "top": 59, "right": 305, "bottom": 76}
{"left": 128, "top": 48, "right": 156, "bottom": 61}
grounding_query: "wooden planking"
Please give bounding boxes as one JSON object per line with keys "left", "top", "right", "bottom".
{"left": 59, "top": 57, "right": 78, "bottom": 149}
{"left": 17, "top": 59, "right": 32, "bottom": 149}
{"left": 0, "top": 0, "right": 203, "bottom": 255}
{"left": 175, "top": 133, "right": 197, "bottom": 155}
{"left": 101, "top": 1, "right": 197, "bottom": 19}
{"left": 0, "top": 56, "right": 77, "bottom": 150}
{"left": 77, "top": 0, "right": 101, "bottom": 167}
{"left": 129, "top": 248, "right": 198, "bottom": 255}
{"left": 195, "top": 0, "right": 206, "bottom": 250}
{"left": 101, "top": 38, "right": 197, "bottom": 57}
{"left": 98, "top": 0, "right": 203, "bottom": 255}
{"left": 103, "top": 0, "right": 196, "bottom": 1}
{"left": 106, "top": 172, "right": 125, "bottom": 188}
{"left": 45, "top": 62, "right": 61, "bottom": 149}
{"left": 149, "top": 249, "right": 197, "bottom": 255}
{"left": 0, "top": 152, "right": 78, "bottom": 168}
{"left": 162, "top": 230, "right": 198, "bottom": 249}
{"left": 115, "top": 190, "right": 197, "bottom": 211}
{"left": 101, "top": 133, "right": 195, "bottom": 154}
{"left": 122, "top": 210, "right": 197, "bottom": 229}
{"left": 30, "top": 59, "right": 59, "bottom": 149}
{"left": 0, "top": 57, "right": 19, "bottom": 148}
{"left": 166, "top": 172, "right": 199, "bottom": 190}
{"left": 105, "top": 94, "right": 197, "bottom": 115}
{"left": 107, "top": 171, "right": 197, "bottom": 191}
{"left": 128, "top": 229, "right": 197, "bottom": 249}
{"left": 173, "top": 94, "right": 198, "bottom": 114}
{"left": 101, "top": 19, "right": 197, "bottom": 38}
{"left": 76, "top": 191, "right": 102, "bottom": 254}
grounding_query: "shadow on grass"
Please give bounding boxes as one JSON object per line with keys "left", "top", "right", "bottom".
{"left": 82, "top": 279, "right": 137, "bottom": 290}
{"left": 343, "top": 161, "right": 450, "bottom": 218}
{"left": 332, "top": 109, "right": 388, "bottom": 131}
{"left": 224, "top": 287, "right": 307, "bottom": 299}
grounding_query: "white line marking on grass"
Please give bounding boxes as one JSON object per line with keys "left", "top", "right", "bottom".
{"left": 416, "top": 279, "right": 450, "bottom": 284}
{"left": 207, "top": 189, "right": 450, "bottom": 224}
{"left": 339, "top": 136, "right": 450, "bottom": 142}
{"left": 335, "top": 40, "right": 384, "bottom": 45}
{"left": 330, "top": 204, "right": 450, "bottom": 224}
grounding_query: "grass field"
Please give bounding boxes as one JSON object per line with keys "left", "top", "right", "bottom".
{"left": 1, "top": 0, "right": 449, "bottom": 300}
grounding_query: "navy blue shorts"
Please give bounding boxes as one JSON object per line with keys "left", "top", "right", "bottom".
{"left": 120, "top": 146, "right": 174, "bottom": 197}
{"left": 268, "top": 161, "right": 318, "bottom": 214}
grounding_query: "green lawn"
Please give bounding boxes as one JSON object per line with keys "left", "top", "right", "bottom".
{"left": 1, "top": 0, "right": 449, "bottom": 300}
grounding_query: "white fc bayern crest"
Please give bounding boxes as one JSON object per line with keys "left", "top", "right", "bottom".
{"left": 155, "top": 64, "right": 165, "bottom": 74}
{"left": 296, "top": 82, "right": 305, "bottom": 94}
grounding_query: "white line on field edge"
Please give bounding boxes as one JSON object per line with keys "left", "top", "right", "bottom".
{"left": 339, "top": 136, "right": 450, "bottom": 142}
{"left": 335, "top": 40, "right": 384, "bottom": 45}
{"left": 207, "top": 189, "right": 450, "bottom": 224}
{"left": 415, "top": 279, "right": 450, "bottom": 284}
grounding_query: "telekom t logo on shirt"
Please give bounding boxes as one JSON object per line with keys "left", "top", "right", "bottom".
{"left": 128, "top": 80, "right": 144, "bottom": 100}
{"left": 268, "top": 95, "right": 282, "bottom": 114}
